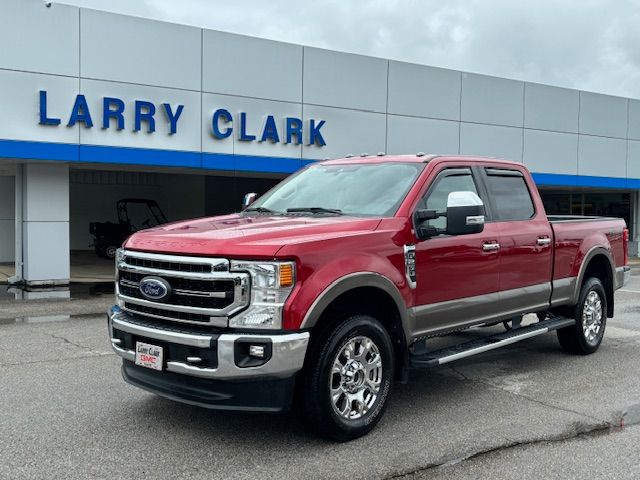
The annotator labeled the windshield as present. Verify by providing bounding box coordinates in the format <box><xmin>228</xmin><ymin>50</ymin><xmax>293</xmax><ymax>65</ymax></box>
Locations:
<box><xmin>248</xmin><ymin>162</ymin><xmax>425</xmax><ymax>217</ymax></box>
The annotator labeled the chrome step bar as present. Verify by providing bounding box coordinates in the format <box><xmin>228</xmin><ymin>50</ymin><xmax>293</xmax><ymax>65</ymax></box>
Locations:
<box><xmin>410</xmin><ymin>316</ymin><xmax>576</xmax><ymax>368</ymax></box>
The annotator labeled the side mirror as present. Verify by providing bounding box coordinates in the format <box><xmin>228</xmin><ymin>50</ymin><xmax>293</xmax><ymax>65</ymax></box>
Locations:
<box><xmin>242</xmin><ymin>192</ymin><xmax>257</xmax><ymax>210</ymax></box>
<box><xmin>413</xmin><ymin>209</ymin><xmax>440</xmax><ymax>239</ymax></box>
<box><xmin>413</xmin><ymin>191</ymin><xmax>485</xmax><ymax>240</ymax></box>
<box><xmin>445</xmin><ymin>191</ymin><xmax>485</xmax><ymax>235</ymax></box>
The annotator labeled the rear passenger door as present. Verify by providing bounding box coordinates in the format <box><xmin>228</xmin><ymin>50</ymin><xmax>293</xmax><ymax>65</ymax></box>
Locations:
<box><xmin>482</xmin><ymin>168</ymin><xmax>553</xmax><ymax>315</ymax></box>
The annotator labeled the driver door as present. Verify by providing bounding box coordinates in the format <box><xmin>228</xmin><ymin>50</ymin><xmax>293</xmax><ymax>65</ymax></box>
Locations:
<box><xmin>412</xmin><ymin>167</ymin><xmax>501</xmax><ymax>337</ymax></box>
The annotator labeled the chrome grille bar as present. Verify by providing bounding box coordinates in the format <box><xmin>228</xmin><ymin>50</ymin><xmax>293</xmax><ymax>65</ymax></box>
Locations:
<box><xmin>119</xmin><ymin>278</ymin><xmax>227</xmax><ymax>298</ymax></box>
<box><xmin>116</xmin><ymin>249</ymin><xmax>250</xmax><ymax>326</ymax></box>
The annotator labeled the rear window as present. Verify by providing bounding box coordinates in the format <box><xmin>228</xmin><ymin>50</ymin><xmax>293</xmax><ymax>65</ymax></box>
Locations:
<box><xmin>485</xmin><ymin>170</ymin><xmax>535</xmax><ymax>221</ymax></box>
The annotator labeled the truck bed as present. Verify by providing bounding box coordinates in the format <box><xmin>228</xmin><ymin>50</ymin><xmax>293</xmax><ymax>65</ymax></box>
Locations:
<box><xmin>550</xmin><ymin>215</ymin><xmax>626</xmax><ymax>282</ymax></box>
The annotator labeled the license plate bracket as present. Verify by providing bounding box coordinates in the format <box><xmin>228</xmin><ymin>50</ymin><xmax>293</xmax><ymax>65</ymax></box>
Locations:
<box><xmin>135</xmin><ymin>341</ymin><xmax>163</xmax><ymax>371</ymax></box>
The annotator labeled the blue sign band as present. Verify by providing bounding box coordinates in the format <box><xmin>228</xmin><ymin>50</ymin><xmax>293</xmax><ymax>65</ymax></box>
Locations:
<box><xmin>0</xmin><ymin>138</ymin><xmax>638</xmax><ymax>186</ymax></box>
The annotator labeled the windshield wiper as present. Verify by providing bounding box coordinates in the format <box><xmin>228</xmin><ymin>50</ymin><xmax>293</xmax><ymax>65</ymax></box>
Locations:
<box><xmin>286</xmin><ymin>207</ymin><xmax>343</xmax><ymax>215</ymax></box>
<box><xmin>244</xmin><ymin>207</ymin><xmax>280</xmax><ymax>214</ymax></box>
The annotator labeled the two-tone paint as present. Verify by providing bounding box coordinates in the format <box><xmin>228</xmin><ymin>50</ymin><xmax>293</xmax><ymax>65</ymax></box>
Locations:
<box><xmin>124</xmin><ymin>155</ymin><xmax>630</xmax><ymax>345</ymax></box>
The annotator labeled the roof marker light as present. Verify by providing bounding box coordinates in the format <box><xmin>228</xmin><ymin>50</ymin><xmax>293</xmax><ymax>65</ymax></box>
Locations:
<box><xmin>416</xmin><ymin>152</ymin><xmax>425</xmax><ymax>157</ymax></box>
<box><xmin>360</xmin><ymin>152</ymin><xmax>368</xmax><ymax>157</ymax></box>
<box><xmin>377</xmin><ymin>152</ymin><xmax>385</xmax><ymax>156</ymax></box>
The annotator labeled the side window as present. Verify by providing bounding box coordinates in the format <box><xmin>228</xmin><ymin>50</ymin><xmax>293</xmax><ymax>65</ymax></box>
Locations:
<box><xmin>418</xmin><ymin>169</ymin><xmax>478</xmax><ymax>230</ymax></box>
<box><xmin>485</xmin><ymin>170</ymin><xmax>535</xmax><ymax>221</ymax></box>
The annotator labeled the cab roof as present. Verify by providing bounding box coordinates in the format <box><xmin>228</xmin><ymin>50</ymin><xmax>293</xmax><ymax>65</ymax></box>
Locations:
<box><xmin>319</xmin><ymin>154</ymin><xmax>524</xmax><ymax>166</ymax></box>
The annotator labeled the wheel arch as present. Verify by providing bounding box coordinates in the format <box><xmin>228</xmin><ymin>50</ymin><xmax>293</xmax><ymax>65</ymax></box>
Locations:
<box><xmin>301</xmin><ymin>273</ymin><xmax>410</xmax><ymax>380</ymax></box>
<box><xmin>572</xmin><ymin>247</ymin><xmax>615</xmax><ymax>317</ymax></box>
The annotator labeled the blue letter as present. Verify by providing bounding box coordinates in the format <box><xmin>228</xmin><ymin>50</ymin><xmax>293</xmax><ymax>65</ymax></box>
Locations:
<box><xmin>102</xmin><ymin>97</ymin><xmax>125</xmax><ymax>130</ymax></box>
<box><xmin>38</xmin><ymin>90</ymin><xmax>61</xmax><ymax>126</ymax></box>
<box><xmin>67</xmin><ymin>94</ymin><xmax>93</xmax><ymax>128</ymax></box>
<box><xmin>308</xmin><ymin>119</ymin><xmax>326</xmax><ymax>146</ymax></box>
<box><xmin>134</xmin><ymin>100</ymin><xmax>156</xmax><ymax>133</ymax></box>
<box><xmin>163</xmin><ymin>103</ymin><xmax>183</xmax><ymax>135</ymax></box>
<box><xmin>238</xmin><ymin>112</ymin><xmax>255</xmax><ymax>141</ymax></box>
<box><xmin>260</xmin><ymin>115</ymin><xmax>280</xmax><ymax>143</ymax></box>
<box><xmin>285</xmin><ymin>117</ymin><xmax>302</xmax><ymax>145</ymax></box>
<box><xmin>211</xmin><ymin>108</ymin><xmax>233</xmax><ymax>138</ymax></box>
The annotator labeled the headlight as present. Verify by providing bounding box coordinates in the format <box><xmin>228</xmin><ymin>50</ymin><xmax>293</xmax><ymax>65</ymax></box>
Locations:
<box><xmin>229</xmin><ymin>261</ymin><xmax>295</xmax><ymax>329</ymax></box>
<box><xmin>115</xmin><ymin>248</ymin><xmax>125</xmax><ymax>307</ymax></box>
<box><xmin>115</xmin><ymin>248</ymin><xmax>125</xmax><ymax>278</ymax></box>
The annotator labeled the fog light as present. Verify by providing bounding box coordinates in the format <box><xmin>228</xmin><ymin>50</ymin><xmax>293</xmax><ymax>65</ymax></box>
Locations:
<box><xmin>249</xmin><ymin>345</ymin><xmax>266</xmax><ymax>358</ymax></box>
<box><xmin>235</xmin><ymin>339</ymin><xmax>272</xmax><ymax>367</ymax></box>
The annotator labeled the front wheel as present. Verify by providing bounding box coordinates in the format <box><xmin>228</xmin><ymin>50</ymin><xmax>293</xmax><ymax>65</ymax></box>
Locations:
<box><xmin>557</xmin><ymin>277</ymin><xmax>607</xmax><ymax>355</ymax></box>
<box><xmin>301</xmin><ymin>314</ymin><xmax>395</xmax><ymax>441</ymax></box>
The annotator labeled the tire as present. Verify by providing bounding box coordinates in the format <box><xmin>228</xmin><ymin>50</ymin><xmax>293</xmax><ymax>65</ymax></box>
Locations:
<box><xmin>301</xmin><ymin>314</ymin><xmax>395</xmax><ymax>441</ymax></box>
<box><xmin>556</xmin><ymin>277</ymin><xmax>607</xmax><ymax>355</ymax></box>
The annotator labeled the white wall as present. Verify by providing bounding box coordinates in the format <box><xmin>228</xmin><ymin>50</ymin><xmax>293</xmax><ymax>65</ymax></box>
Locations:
<box><xmin>21</xmin><ymin>163</ymin><xmax>70</xmax><ymax>284</ymax></box>
<box><xmin>632</xmin><ymin>192</ymin><xmax>640</xmax><ymax>257</ymax></box>
<box><xmin>0</xmin><ymin>176</ymin><xmax>14</xmax><ymax>262</ymax></box>
<box><xmin>0</xmin><ymin>0</ymin><xmax>639</xmax><ymax>182</ymax></box>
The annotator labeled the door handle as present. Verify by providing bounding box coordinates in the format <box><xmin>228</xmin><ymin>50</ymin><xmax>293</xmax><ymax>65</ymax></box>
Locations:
<box><xmin>537</xmin><ymin>237</ymin><xmax>551</xmax><ymax>246</ymax></box>
<box><xmin>482</xmin><ymin>242</ymin><xmax>500</xmax><ymax>252</ymax></box>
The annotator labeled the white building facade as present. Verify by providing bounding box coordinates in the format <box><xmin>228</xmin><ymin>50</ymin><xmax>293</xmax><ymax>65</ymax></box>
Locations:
<box><xmin>1</xmin><ymin>0</ymin><xmax>639</xmax><ymax>284</ymax></box>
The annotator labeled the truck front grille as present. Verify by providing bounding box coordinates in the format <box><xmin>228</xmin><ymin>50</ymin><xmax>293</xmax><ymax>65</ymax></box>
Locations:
<box><xmin>119</xmin><ymin>271</ymin><xmax>235</xmax><ymax>309</ymax></box>
<box><xmin>117</xmin><ymin>250</ymin><xmax>250</xmax><ymax>326</ymax></box>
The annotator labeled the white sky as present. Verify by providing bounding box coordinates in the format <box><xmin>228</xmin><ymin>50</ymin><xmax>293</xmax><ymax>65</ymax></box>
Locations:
<box><xmin>59</xmin><ymin>0</ymin><xmax>640</xmax><ymax>99</ymax></box>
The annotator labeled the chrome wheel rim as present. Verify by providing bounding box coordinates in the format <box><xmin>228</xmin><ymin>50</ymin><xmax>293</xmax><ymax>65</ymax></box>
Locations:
<box><xmin>582</xmin><ymin>290</ymin><xmax>604</xmax><ymax>345</ymax></box>
<box><xmin>329</xmin><ymin>336</ymin><xmax>383</xmax><ymax>420</ymax></box>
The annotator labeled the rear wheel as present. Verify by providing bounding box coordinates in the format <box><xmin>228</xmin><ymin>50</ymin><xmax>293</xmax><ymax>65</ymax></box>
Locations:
<box><xmin>557</xmin><ymin>277</ymin><xmax>607</xmax><ymax>355</ymax></box>
<box><xmin>302</xmin><ymin>314</ymin><xmax>394</xmax><ymax>441</ymax></box>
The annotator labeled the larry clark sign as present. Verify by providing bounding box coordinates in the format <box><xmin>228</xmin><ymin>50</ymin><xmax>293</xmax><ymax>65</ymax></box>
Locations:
<box><xmin>37</xmin><ymin>91</ymin><xmax>327</xmax><ymax>146</ymax></box>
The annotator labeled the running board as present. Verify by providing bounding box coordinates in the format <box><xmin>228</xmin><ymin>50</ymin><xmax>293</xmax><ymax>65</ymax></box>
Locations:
<box><xmin>410</xmin><ymin>316</ymin><xmax>576</xmax><ymax>368</ymax></box>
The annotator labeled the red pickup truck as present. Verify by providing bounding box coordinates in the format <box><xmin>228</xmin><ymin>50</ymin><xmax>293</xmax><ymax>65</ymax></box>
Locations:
<box><xmin>108</xmin><ymin>154</ymin><xmax>630</xmax><ymax>440</ymax></box>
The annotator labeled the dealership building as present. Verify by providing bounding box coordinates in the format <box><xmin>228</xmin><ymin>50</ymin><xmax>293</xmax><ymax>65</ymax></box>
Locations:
<box><xmin>0</xmin><ymin>0</ymin><xmax>639</xmax><ymax>285</ymax></box>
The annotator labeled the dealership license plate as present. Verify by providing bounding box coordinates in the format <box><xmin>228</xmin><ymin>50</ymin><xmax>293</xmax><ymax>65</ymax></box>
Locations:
<box><xmin>135</xmin><ymin>342</ymin><xmax>163</xmax><ymax>371</ymax></box>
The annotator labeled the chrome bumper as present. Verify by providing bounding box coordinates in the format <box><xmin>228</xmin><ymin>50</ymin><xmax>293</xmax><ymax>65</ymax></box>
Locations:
<box><xmin>108</xmin><ymin>306</ymin><xmax>309</xmax><ymax>380</ymax></box>
<box><xmin>616</xmin><ymin>265</ymin><xmax>632</xmax><ymax>289</ymax></box>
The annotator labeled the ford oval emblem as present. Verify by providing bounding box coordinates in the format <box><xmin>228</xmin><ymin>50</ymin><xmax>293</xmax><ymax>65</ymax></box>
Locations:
<box><xmin>139</xmin><ymin>276</ymin><xmax>171</xmax><ymax>302</ymax></box>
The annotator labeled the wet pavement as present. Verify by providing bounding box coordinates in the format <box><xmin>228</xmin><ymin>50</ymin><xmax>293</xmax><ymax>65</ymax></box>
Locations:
<box><xmin>0</xmin><ymin>270</ymin><xmax>639</xmax><ymax>479</ymax></box>
<box><xmin>0</xmin><ymin>251</ymin><xmax>115</xmax><ymax>285</ymax></box>
<box><xmin>0</xmin><ymin>283</ymin><xmax>113</xmax><ymax>324</ymax></box>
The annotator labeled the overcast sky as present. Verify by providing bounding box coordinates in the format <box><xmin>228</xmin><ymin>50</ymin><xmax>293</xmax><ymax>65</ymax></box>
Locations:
<box><xmin>60</xmin><ymin>0</ymin><xmax>640</xmax><ymax>99</ymax></box>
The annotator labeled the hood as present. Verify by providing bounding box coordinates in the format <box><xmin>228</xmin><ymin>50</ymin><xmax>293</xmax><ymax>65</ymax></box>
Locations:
<box><xmin>124</xmin><ymin>213</ymin><xmax>382</xmax><ymax>258</ymax></box>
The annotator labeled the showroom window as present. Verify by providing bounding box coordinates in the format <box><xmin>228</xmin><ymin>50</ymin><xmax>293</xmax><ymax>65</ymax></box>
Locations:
<box><xmin>539</xmin><ymin>189</ymin><xmax>632</xmax><ymax>235</ymax></box>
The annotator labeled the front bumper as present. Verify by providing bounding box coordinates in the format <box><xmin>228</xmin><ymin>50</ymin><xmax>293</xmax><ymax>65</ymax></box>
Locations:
<box><xmin>108</xmin><ymin>306</ymin><xmax>310</xmax><ymax>411</ymax></box>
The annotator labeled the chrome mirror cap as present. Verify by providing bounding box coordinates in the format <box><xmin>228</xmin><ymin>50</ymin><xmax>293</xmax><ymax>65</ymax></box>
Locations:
<box><xmin>447</xmin><ymin>190</ymin><xmax>484</xmax><ymax>208</ymax></box>
<box><xmin>242</xmin><ymin>192</ymin><xmax>258</xmax><ymax>209</ymax></box>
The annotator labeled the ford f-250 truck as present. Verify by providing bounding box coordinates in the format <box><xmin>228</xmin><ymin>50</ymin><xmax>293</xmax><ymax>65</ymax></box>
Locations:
<box><xmin>108</xmin><ymin>154</ymin><xmax>631</xmax><ymax>441</ymax></box>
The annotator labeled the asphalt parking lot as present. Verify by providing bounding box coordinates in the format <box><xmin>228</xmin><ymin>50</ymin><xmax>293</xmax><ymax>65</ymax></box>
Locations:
<box><xmin>1</xmin><ymin>270</ymin><xmax>639</xmax><ymax>480</ymax></box>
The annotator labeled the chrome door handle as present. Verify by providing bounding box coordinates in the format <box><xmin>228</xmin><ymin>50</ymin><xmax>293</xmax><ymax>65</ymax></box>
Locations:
<box><xmin>482</xmin><ymin>242</ymin><xmax>500</xmax><ymax>252</ymax></box>
<box><xmin>537</xmin><ymin>237</ymin><xmax>551</xmax><ymax>246</ymax></box>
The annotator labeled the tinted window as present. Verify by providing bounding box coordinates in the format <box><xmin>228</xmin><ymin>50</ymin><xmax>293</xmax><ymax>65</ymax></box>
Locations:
<box><xmin>419</xmin><ymin>171</ymin><xmax>478</xmax><ymax>230</ymax></box>
<box><xmin>485</xmin><ymin>173</ymin><xmax>535</xmax><ymax>221</ymax></box>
